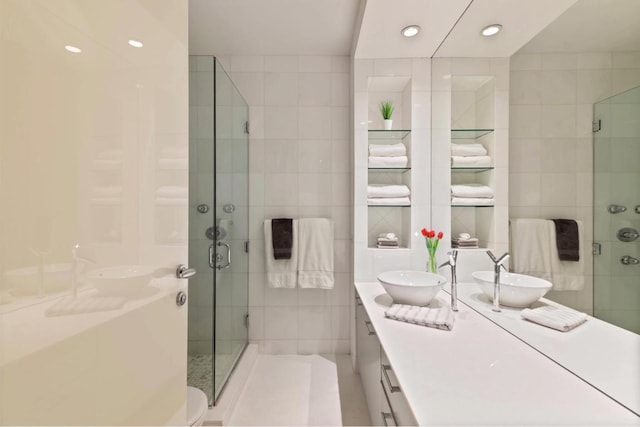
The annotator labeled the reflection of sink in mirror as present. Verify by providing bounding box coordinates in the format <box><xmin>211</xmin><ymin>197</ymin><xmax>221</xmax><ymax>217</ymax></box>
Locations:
<box><xmin>87</xmin><ymin>265</ymin><xmax>157</xmax><ymax>296</ymax></box>
<box><xmin>377</xmin><ymin>270</ymin><xmax>447</xmax><ymax>306</ymax></box>
<box><xmin>472</xmin><ymin>271</ymin><xmax>552</xmax><ymax>308</ymax></box>
<box><xmin>4</xmin><ymin>263</ymin><xmax>85</xmax><ymax>296</ymax></box>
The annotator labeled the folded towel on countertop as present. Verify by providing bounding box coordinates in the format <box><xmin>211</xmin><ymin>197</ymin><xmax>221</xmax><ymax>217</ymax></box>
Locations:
<box><xmin>451</xmin><ymin>197</ymin><xmax>494</xmax><ymax>206</ymax></box>
<box><xmin>45</xmin><ymin>296</ymin><xmax>126</xmax><ymax>316</ymax></box>
<box><xmin>451</xmin><ymin>155</ymin><xmax>492</xmax><ymax>168</ymax></box>
<box><xmin>385</xmin><ymin>304</ymin><xmax>454</xmax><ymax>331</ymax></box>
<box><xmin>264</xmin><ymin>219</ymin><xmax>298</xmax><ymax>288</ymax></box>
<box><xmin>451</xmin><ymin>184</ymin><xmax>494</xmax><ymax>199</ymax></box>
<box><xmin>367</xmin><ymin>184</ymin><xmax>411</xmax><ymax>198</ymax></box>
<box><xmin>451</xmin><ymin>143</ymin><xmax>487</xmax><ymax>157</ymax></box>
<box><xmin>368</xmin><ymin>197</ymin><xmax>411</xmax><ymax>206</ymax></box>
<box><xmin>552</xmin><ymin>219</ymin><xmax>580</xmax><ymax>261</ymax></box>
<box><xmin>298</xmin><ymin>218</ymin><xmax>334</xmax><ymax>289</ymax></box>
<box><xmin>271</xmin><ymin>218</ymin><xmax>293</xmax><ymax>260</ymax></box>
<box><xmin>369</xmin><ymin>142</ymin><xmax>406</xmax><ymax>157</ymax></box>
<box><xmin>521</xmin><ymin>305</ymin><xmax>587</xmax><ymax>332</ymax></box>
<box><xmin>368</xmin><ymin>156</ymin><xmax>409</xmax><ymax>168</ymax></box>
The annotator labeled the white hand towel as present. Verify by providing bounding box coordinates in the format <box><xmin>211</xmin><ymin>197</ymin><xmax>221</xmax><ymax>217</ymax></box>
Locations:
<box><xmin>45</xmin><ymin>296</ymin><xmax>125</xmax><ymax>316</ymax></box>
<box><xmin>451</xmin><ymin>197</ymin><xmax>494</xmax><ymax>206</ymax></box>
<box><xmin>451</xmin><ymin>184</ymin><xmax>494</xmax><ymax>199</ymax></box>
<box><xmin>369</xmin><ymin>142</ymin><xmax>406</xmax><ymax>157</ymax></box>
<box><xmin>521</xmin><ymin>305</ymin><xmax>587</xmax><ymax>332</ymax></box>
<box><xmin>368</xmin><ymin>197</ymin><xmax>411</xmax><ymax>206</ymax></box>
<box><xmin>510</xmin><ymin>218</ymin><xmax>554</xmax><ymax>282</ymax></box>
<box><xmin>451</xmin><ymin>143</ymin><xmax>487</xmax><ymax>157</ymax></box>
<box><xmin>451</xmin><ymin>155</ymin><xmax>492</xmax><ymax>168</ymax></box>
<box><xmin>298</xmin><ymin>218</ymin><xmax>334</xmax><ymax>289</ymax></box>
<box><xmin>368</xmin><ymin>156</ymin><xmax>409</xmax><ymax>168</ymax></box>
<box><xmin>549</xmin><ymin>220</ymin><xmax>585</xmax><ymax>291</ymax></box>
<box><xmin>264</xmin><ymin>219</ymin><xmax>298</xmax><ymax>288</ymax></box>
<box><xmin>385</xmin><ymin>304</ymin><xmax>454</xmax><ymax>331</ymax></box>
<box><xmin>367</xmin><ymin>184</ymin><xmax>410</xmax><ymax>198</ymax></box>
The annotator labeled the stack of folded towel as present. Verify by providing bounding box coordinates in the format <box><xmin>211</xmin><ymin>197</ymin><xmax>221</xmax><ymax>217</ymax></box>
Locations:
<box><xmin>451</xmin><ymin>143</ymin><xmax>491</xmax><ymax>168</ymax></box>
<box><xmin>451</xmin><ymin>184</ymin><xmax>494</xmax><ymax>206</ymax></box>
<box><xmin>521</xmin><ymin>305</ymin><xmax>587</xmax><ymax>332</ymax></box>
<box><xmin>451</xmin><ymin>233</ymin><xmax>479</xmax><ymax>249</ymax></box>
<box><xmin>368</xmin><ymin>142</ymin><xmax>408</xmax><ymax>168</ymax></box>
<box><xmin>385</xmin><ymin>304</ymin><xmax>454</xmax><ymax>331</ymax></box>
<box><xmin>377</xmin><ymin>232</ymin><xmax>399</xmax><ymax>249</ymax></box>
<box><xmin>368</xmin><ymin>184</ymin><xmax>411</xmax><ymax>206</ymax></box>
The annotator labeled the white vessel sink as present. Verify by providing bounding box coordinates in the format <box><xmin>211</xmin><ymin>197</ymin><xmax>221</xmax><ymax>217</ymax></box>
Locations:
<box><xmin>377</xmin><ymin>271</ymin><xmax>447</xmax><ymax>306</ymax></box>
<box><xmin>472</xmin><ymin>271</ymin><xmax>552</xmax><ymax>308</ymax></box>
<box><xmin>87</xmin><ymin>265</ymin><xmax>156</xmax><ymax>295</ymax></box>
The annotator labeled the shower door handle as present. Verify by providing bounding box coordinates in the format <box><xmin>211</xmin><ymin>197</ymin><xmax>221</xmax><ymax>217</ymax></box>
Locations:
<box><xmin>208</xmin><ymin>244</ymin><xmax>215</xmax><ymax>269</ymax></box>
<box><xmin>216</xmin><ymin>241</ymin><xmax>231</xmax><ymax>270</ymax></box>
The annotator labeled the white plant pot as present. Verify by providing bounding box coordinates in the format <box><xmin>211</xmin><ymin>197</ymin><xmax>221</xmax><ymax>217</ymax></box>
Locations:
<box><xmin>383</xmin><ymin>119</ymin><xmax>393</xmax><ymax>130</ymax></box>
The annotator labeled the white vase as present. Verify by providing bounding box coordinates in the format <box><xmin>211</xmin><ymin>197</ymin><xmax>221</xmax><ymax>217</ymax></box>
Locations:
<box><xmin>383</xmin><ymin>119</ymin><xmax>393</xmax><ymax>130</ymax></box>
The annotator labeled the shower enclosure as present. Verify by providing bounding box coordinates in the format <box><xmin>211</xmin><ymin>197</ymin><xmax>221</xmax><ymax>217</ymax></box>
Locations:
<box><xmin>593</xmin><ymin>85</ymin><xmax>640</xmax><ymax>334</ymax></box>
<box><xmin>188</xmin><ymin>56</ymin><xmax>249</xmax><ymax>405</ymax></box>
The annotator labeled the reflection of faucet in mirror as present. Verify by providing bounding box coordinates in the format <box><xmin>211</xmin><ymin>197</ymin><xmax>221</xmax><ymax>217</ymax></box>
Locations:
<box><xmin>486</xmin><ymin>251</ymin><xmax>510</xmax><ymax>312</ymax></box>
<box><xmin>438</xmin><ymin>250</ymin><xmax>458</xmax><ymax>312</ymax></box>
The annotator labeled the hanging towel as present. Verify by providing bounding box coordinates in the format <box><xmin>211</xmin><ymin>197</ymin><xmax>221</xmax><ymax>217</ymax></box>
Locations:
<box><xmin>451</xmin><ymin>155</ymin><xmax>492</xmax><ymax>168</ymax></box>
<box><xmin>451</xmin><ymin>184</ymin><xmax>494</xmax><ymax>199</ymax></box>
<box><xmin>451</xmin><ymin>143</ymin><xmax>487</xmax><ymax>157</ymax></box>
<box><xmin>510</xmin><ymin>218</ymin><xmax>554</xmax><ymax>282</ymax></box>
<box><xmin>369</xmin><ymin>142</ymin><xmax>406</xmax><ymax>157</ymax></box>
<box><xmin>271</xmin><ymin>218</ymin><xmax>293</xmax><ymax>260</ymax></box>
<box><xmin>521</xmin><ymin>305</ymin><xmax>587</xmax><ymax>332</ymax></box>
<box><xmin>264</xmin><ymin>219</ymin><xmax>298</xmax><ymax>288</ymax></box>
<box><xmin>549</xmin><ymin>220</ymin><xmax>585</xmax><ymax>291</ymax></box>
<box><xmin>385</xmin><ymin>304</ymin><xmax>454</xmax><ymax>331</ymax></box>
<box><xmin>368</xmin><ymin>156</ymin><xmax>409</xmax><ymax>168</ymax></box>
<box><xmin>368</xmin><ymin>197</ymin><xmax>411</xmax><ymax>206</ymax></box>
<box><xmin>451</xmin><ymin>197</ymin><xmax>494</xmax><ymax>206</ymax></box>
<box><xmin>367</xmin><ymin>184</ymin><xmax>410</xmax><ymax>198</ymax></box>
<box><xmin>552</xmin><ymin>219</ymin><xmax>580</xmax><ymax>261</ymax></box>
<box><xmin>298</xmin><ymin>218</ymin><xmax>334</xmax><ymax>289</ymax></box>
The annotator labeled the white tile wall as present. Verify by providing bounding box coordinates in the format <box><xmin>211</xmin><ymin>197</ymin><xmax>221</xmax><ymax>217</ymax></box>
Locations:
<box><xmin>509</xmin><ymin>51</ymin><xmax>640</xmax><ymax>316</ymax></box>
<box><xmin>229</xmin><ymin>56</ymin><xmax>352</xmax><ymax>354</ymax></box>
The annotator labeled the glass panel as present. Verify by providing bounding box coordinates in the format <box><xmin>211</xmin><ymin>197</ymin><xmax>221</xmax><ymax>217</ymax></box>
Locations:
<box><xmin>593</xmin><ymin>85</ymin><xmax>640</xmax><ymax>334</ymax></box>
<box><xmin>450</xmin><ymin>129</ymin><xmax>494</xmax><ymax>139</ymax></box>
<box><xmin>367</xmin><ymin>129</ymin><xmax>411</xmax><ymax>140</ymax></box>
<box><xmin>213</xmin><ymin>59</ymin><xmax>249</xmax><ymax>402</ymax></box>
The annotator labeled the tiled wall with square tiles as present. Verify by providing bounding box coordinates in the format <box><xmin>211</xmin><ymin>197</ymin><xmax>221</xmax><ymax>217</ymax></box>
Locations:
<box><xmin>214</xmin><ymin>55</ymin><xmax>352</xmax><ymax>354</ymax></box>
<box><xmin>509</xmin><ymin>51</ymin><xmax>640</xmax><ymax>314</ymax></box>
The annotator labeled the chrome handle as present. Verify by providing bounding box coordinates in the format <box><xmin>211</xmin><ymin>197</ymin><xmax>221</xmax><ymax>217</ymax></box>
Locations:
<box><xmin>620</xmin><ymin>255</ymin><xmax>639</xmax><ymax>265</ymax></box>
<box><xmin>216</xmin><ymin>241</ymin><xmax>231</xmax><ymax>270</ymax></box>
<box><xmin>382</xmin><ymin>364</ymin><xmax>401</xmax><ymax>393</ymax></box>
<box><xmin>381</xmin><ymin>412</ymin><xmax>396</xmax><ymax>427</ymax></box>
<box><xmin>617</xmin><ymin>228</ymin><xmax>639</xmax><ymax>242</ymax></box>
<box><xmin>635</xmin><ymin>205</ymin><xmax>640</xmax><ymax>214</ymax></box>
<box><xmin>209</xmin><ymin>244</ymin><xmax>215</xmax><ymax>269</ymax></box>
<box><xmin>608</xmin><ymin>204</ymin><xmax>627</xmax><ymax>214</ymax></box>
<box><xmin>176</xmin><ymin>264</ymin><xmax>197</xmax><ymax>279</ymax></box>
<box><xmin>364</xmin><ymin>320</ymin><xmax>376</xmax><ymax>336</ymax></box>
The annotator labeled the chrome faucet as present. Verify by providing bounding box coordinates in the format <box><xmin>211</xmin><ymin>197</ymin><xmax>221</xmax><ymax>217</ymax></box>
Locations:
<box><xmin>486</xmin><ymin>251</ymin><xmax>510</xmax><ymax>312</ymax></box>
<box><xmin>438</xmin><ymin>250</ymin><xmax>459</xmax><ymax>312</ymax></box>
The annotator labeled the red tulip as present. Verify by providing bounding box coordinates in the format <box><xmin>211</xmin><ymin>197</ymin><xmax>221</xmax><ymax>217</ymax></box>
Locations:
<box><xmin>421</xmin><ymin>228</ymin><xmax>428</xmax><ymax>237</ymax></box>
<box><xmin>428</xmin><ymin>230</ymin><xmax>435</xmax><ymax>238</ymax></box>
<box><xmin>437</xmin><ymin>231</ymin><xmax>444</xmax><ymax>239</ymax></box>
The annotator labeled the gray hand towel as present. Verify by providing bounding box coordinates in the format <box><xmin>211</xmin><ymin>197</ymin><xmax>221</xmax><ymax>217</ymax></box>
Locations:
<box><xmin>271</xmin><ymin>218</ymin><xmax>293</xmax><ymax>260</ymax></box>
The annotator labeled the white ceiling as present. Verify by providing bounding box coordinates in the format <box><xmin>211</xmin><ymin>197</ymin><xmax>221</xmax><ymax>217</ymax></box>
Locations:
<box><xmin>189</xmin><ymin>0</ymin><xmax>640</xmax><ymax>58</ymax></box>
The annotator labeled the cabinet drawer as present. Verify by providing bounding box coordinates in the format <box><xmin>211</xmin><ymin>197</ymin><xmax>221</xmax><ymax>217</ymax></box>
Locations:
<box><xmin>380</xmin><ymin>350</ymin><xmax>417</xmax><ymax>426</ymax></box>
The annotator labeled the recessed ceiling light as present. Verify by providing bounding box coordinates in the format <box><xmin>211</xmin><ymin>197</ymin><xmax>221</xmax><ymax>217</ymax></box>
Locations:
<box><xmin>64</xmin><ymin>45</ymin><xmax>82</xmax><ymax>53</ymax></box>
<box><xmin>401</xmin><ymin>25</ymin><xmax>421</xmax><ymax>38</ymax></box>
<box><xmin>481</xmin><ymin>24</ymin><xmax>502</xmax><ymax>37</ymax></box>
<box><xmin>128</xmin><ymin>39</ymin><xmax>144</xmax><ymax>48</ymax></box>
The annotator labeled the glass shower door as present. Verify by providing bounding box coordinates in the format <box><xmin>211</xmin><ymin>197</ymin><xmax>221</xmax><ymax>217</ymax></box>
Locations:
<box><xmin>593</xmin><ymin>85</ymin><xmax>640</xmax><ymax>334</ymax></box>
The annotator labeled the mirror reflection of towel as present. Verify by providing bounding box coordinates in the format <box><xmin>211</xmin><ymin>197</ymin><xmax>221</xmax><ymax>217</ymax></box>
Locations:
<box><xmin>552</xmin><ymin>219</ymin><xmax>579</xmax><ymax>261</ymax></box>
<box><xmin>271</xmin><ymin>218</ymin><xmax>293</xmax><ymax>260</ymax></box>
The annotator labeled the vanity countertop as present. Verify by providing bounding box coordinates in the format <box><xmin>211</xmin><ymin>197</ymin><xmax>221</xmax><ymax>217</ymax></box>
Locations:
<box><xmin>355</xmin><ymin>281</ymin><xmax>640</xmax><ymax>426</ymax></box>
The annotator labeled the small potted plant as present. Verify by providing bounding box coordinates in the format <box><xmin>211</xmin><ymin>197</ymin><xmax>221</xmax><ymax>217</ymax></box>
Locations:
<box><xmin>379</xmin><ymin>100</ymin><xmax>394</xmax><ymax>130</ymax></box>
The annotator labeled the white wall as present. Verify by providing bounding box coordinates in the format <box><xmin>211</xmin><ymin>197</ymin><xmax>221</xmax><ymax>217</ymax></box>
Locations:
<box><xmin>215</xmin><ymin>55</ymin><xmax>353</xmax><ymax>355</ymax></box>
<box><xmin>509</xmin><ymin>51</ymin><xmax>640</xmax><ymax>314</ymax></box>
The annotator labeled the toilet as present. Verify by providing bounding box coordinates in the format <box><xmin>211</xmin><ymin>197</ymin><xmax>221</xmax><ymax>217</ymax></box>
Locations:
<box><xmin>187</xmin><ymin>386</ymin><xmax>208</xmax><ymax>426</ymax></box>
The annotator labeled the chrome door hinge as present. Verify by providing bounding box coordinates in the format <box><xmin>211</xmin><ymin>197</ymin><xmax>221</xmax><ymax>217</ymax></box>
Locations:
<box><xmin>592</xmin><ymin>242</ymin><xmax>602</xmax><ymax>256</ymax></box>
<box><xmin>592</xmin><ymin>119</ymin><xmax>601</xmax><ymax>132</ymax></box>
<box><xmin>244</xmin><ymin>121</ymin><xmax>250</xmax><ymax>134</ymax></box>
<box><xmin>244</xmin><ymin>314</ymin><xmax>249</xmax><ymax>328</ymax></box>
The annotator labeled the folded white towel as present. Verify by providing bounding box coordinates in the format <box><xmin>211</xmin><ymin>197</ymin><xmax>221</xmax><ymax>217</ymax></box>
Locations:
<box><xmin>378</xmin><ymin>232</ymin><xmax>397</xmax><ymax>239</ymax></box>
<box><xmin>377</xmin><ymin>237</ymin><xmax>398</xmax><ymax>243</ymax></box>
<box><xmin>368</xmin><ymin>197</ymin><xmax>411</xmax><ymax>206</ymax></box>
<box><xmin>264</xmin><ymin>219</ymin><xmax>298</xmax><ymax>288</ymax></box>
<box><xmin>451</xmin><ymin>197</ymin><xmax>494</xmax><ymax>206</ymax></box>
<box><xmin>45</xmin><ymin>296</ymin><xmax>126</xmax><ymax>316</ymax></box>
<box><xmin>385</xmin><ymin>304</ymin><xmax>454</xmax><ymax>331</ymax></box>
<box><xmin>369</xmin><ymin>142</ymin><xmax>406</xmax><ymax>157</ymax></box>
<box><xmin>451</xmin><ymin>155</ymin><xmax>492</xmax><ymax>168</ymax></box>
<box><xmin>451</xmin><ymin>184</ymin><xmax>494</xmax><ymax>199</ymax></box>
<box><xmin>521</xmin><ymin>305</ymin><xmax>587</xmax><ymax>332</ymax></box>
<box><xmin>367</xmin><ymin>184</ymin><xmax>410</xmax><ymax>198</ymax></box>
<box><xmin>298</xmin><ymin>218</ymin><xmax>334</xmax><ymax>289</ymax></box>
<box><xmin>368</xmin><ymin>156</ymin><xmax>409</xmax><ymax>168</ymax></box>
<box><xmin>451</xmin><ymin>143</ymin><xmax>487</xmax><ymax>157</ymax></box>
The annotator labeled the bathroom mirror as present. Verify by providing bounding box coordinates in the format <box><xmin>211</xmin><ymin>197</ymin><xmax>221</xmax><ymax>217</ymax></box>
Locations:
<box><xmin>431</xmin><ymin>0</ymin><xmax>640</xmax><ymax>417</ymax></box>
